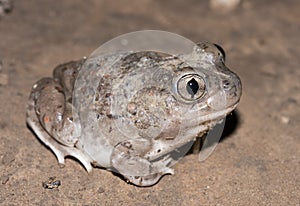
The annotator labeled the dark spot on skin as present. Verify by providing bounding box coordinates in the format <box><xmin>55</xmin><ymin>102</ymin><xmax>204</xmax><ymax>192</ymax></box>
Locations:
<box><xmin>103</xmin><ymin>74</ymin><xmax>110</xmax><ymax>79</ymax></box>
<box><xmin>54</xmin><ymin>86</ymin><xmax>64</xmax><ymax>93</ymax></box>
<box><xmin>157</xmin><ymin>149</ymin><xmax>161</xmax><ymax>153</ymax></box>
<box><xmin>27</xmin><ymin>104</ymin><xmax>34</xmax><ymax>111</ymax></box>
<box><xmin>127</xmin><ymin>102</ymin><xmax>137</xmax><ymax>115</ymax></box>
<box><xmin>122</xmin><ymin>141</ymin><xmax>132</xmax><ymax>149</ymax></box>
<box><xmin>95</xmin><ymin>94</ymin><xmax>99</xmax><ymax>101</ymax></box>
<box><xmin>165</xmin><ymin>136</ymin><xmax>176</xmax><ymax>140</ymax></box>
<box><xmin>44</xmin><ymin>79</ymin><xmax>52</xmax><ymax>85</ymax></box>
<box><xmin>197</xmin><ymin>43</ymin><xmax>209</xmax><ymax>50</ymax></box>
<box><xmin>88</xmin><ymin>63</ymin><xmax>94</xmax><ymax>69</ymax></box>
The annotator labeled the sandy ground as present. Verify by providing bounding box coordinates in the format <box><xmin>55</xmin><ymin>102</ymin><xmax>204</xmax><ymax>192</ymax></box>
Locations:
<box><xmin>0</xmin><ymin>0</ymin><xmax>299</xmax><ymax>205</ymax></box>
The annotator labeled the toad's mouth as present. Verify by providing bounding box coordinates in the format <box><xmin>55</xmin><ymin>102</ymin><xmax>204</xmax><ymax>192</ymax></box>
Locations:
<box><xmin>186</xmin><ymin>102</ymin><xmax>239</xmax><ymax>128</ymax></box>
<box><xmin>208</xmin><ymin>103</ymin><xmax>238</xmax><ymax>119</ymax></box>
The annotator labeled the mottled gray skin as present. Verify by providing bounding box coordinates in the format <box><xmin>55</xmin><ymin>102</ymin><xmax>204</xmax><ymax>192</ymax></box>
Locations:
<box><xmin>26</xmin><ymin>42</ymin><xmax>242</xmax><ymax>186</ymax></box>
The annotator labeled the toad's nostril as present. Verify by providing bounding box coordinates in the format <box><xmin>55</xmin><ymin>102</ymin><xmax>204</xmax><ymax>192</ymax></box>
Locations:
<box><xmin>223</xmin><ymin>80</ymin><xmax>231</xmax><ymax>91</ymax></box>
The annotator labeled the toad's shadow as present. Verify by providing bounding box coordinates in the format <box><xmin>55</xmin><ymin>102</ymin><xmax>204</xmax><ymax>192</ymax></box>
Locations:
<box><xmin>189</xmin><ymin>110</ymin><xmax>241</xmax><ymax>154</ymax></box>
<box><xmin>219</xmin><ymin>110</ymin><xmax>241</xmax><ymax>142</ymax></box>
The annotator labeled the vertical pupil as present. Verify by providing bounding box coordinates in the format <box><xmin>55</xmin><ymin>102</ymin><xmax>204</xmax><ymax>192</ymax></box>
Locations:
<box><xmin>186</xmin><ymin>78</ymin><xmax>199</xmax><ymax>97</ymax></box>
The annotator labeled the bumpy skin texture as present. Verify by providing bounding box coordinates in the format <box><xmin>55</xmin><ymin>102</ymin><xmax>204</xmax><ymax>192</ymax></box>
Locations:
<box><xmin>26</xmin><ymin>43</ymin><xmax>242</xmax><ymax>186</ymax></box>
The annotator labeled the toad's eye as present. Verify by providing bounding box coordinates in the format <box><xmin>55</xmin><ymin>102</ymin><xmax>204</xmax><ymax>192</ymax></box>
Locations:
<box><xmin>186</xmin><ymin>78</ymin><xmax>199</xmax><ymax>96</ymax></box>
<box><xmin>177</xmin><ymin>74</ymin><xmax>206</xmax><ymax>101</ymax></box>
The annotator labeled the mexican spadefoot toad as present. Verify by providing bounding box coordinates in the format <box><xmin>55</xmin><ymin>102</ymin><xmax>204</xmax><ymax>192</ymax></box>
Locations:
<box><xmin>26</xmin><ymin>42</ymin><xmax>242</xmax><ymax>186</ymax></box>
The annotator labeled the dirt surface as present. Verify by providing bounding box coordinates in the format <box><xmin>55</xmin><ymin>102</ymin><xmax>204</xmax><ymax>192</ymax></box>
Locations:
<box><xmin>0</xmin><ymin>0</ymin><xmax>299</xmax><ymax>205</ymax></box>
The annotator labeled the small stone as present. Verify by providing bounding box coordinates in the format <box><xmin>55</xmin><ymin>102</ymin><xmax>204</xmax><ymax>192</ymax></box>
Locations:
<box><xmin>42</xmin><ymin>177</ymin><xmax>61</xmax><ymax>189</ymax></box>
<box><xmin>210</xmin><ymin>0</ymin><xmax>241</xmax><ymax>13</ymax></box>
<box><xmin>97</xmin><ymin>187</ymin><xmax>105</xmax><ymax>193</ymax></box>
<box><xmin>280</xmin><ymin>116</ymin><xmax>290</xmax><ymax>124</ymax></box>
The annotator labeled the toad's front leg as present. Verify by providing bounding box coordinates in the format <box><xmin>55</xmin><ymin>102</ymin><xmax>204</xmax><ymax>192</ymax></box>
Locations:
<box><xmin>111</xmin><ymin>139</ymin><xmax>174</xmax><ymax>186</ymax></box>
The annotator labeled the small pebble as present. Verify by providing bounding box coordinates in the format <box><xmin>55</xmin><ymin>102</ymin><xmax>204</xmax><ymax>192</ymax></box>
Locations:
<box><xmin>42</xmin><ymin>176</ymin><xmax>61</xmax><ymax>189</ymax></box>
<box><xmin>210</xmin><ymin>0</ymin><xmax>240</xmax><ymax>12</ymax></box>
<box><xmin>97</xmin><ymin>187</ymin><xmax>105</xmax><ymax>193</ymax></box>
<box><xmin>280</xmin><ymin>116</ymin><xmax>290</xmax><ymax>124</ymax></box>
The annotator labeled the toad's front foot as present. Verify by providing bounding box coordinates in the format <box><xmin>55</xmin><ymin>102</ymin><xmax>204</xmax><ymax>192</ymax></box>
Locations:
<box><xmin>111</xmin><ymin>139</ymin><xmax>174</xmax><ymax>186</ymax></box>
<box><xmin>125</xmin><ymin>168</ymin><xmax>174</xmax><ymax>187</ymax></box>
